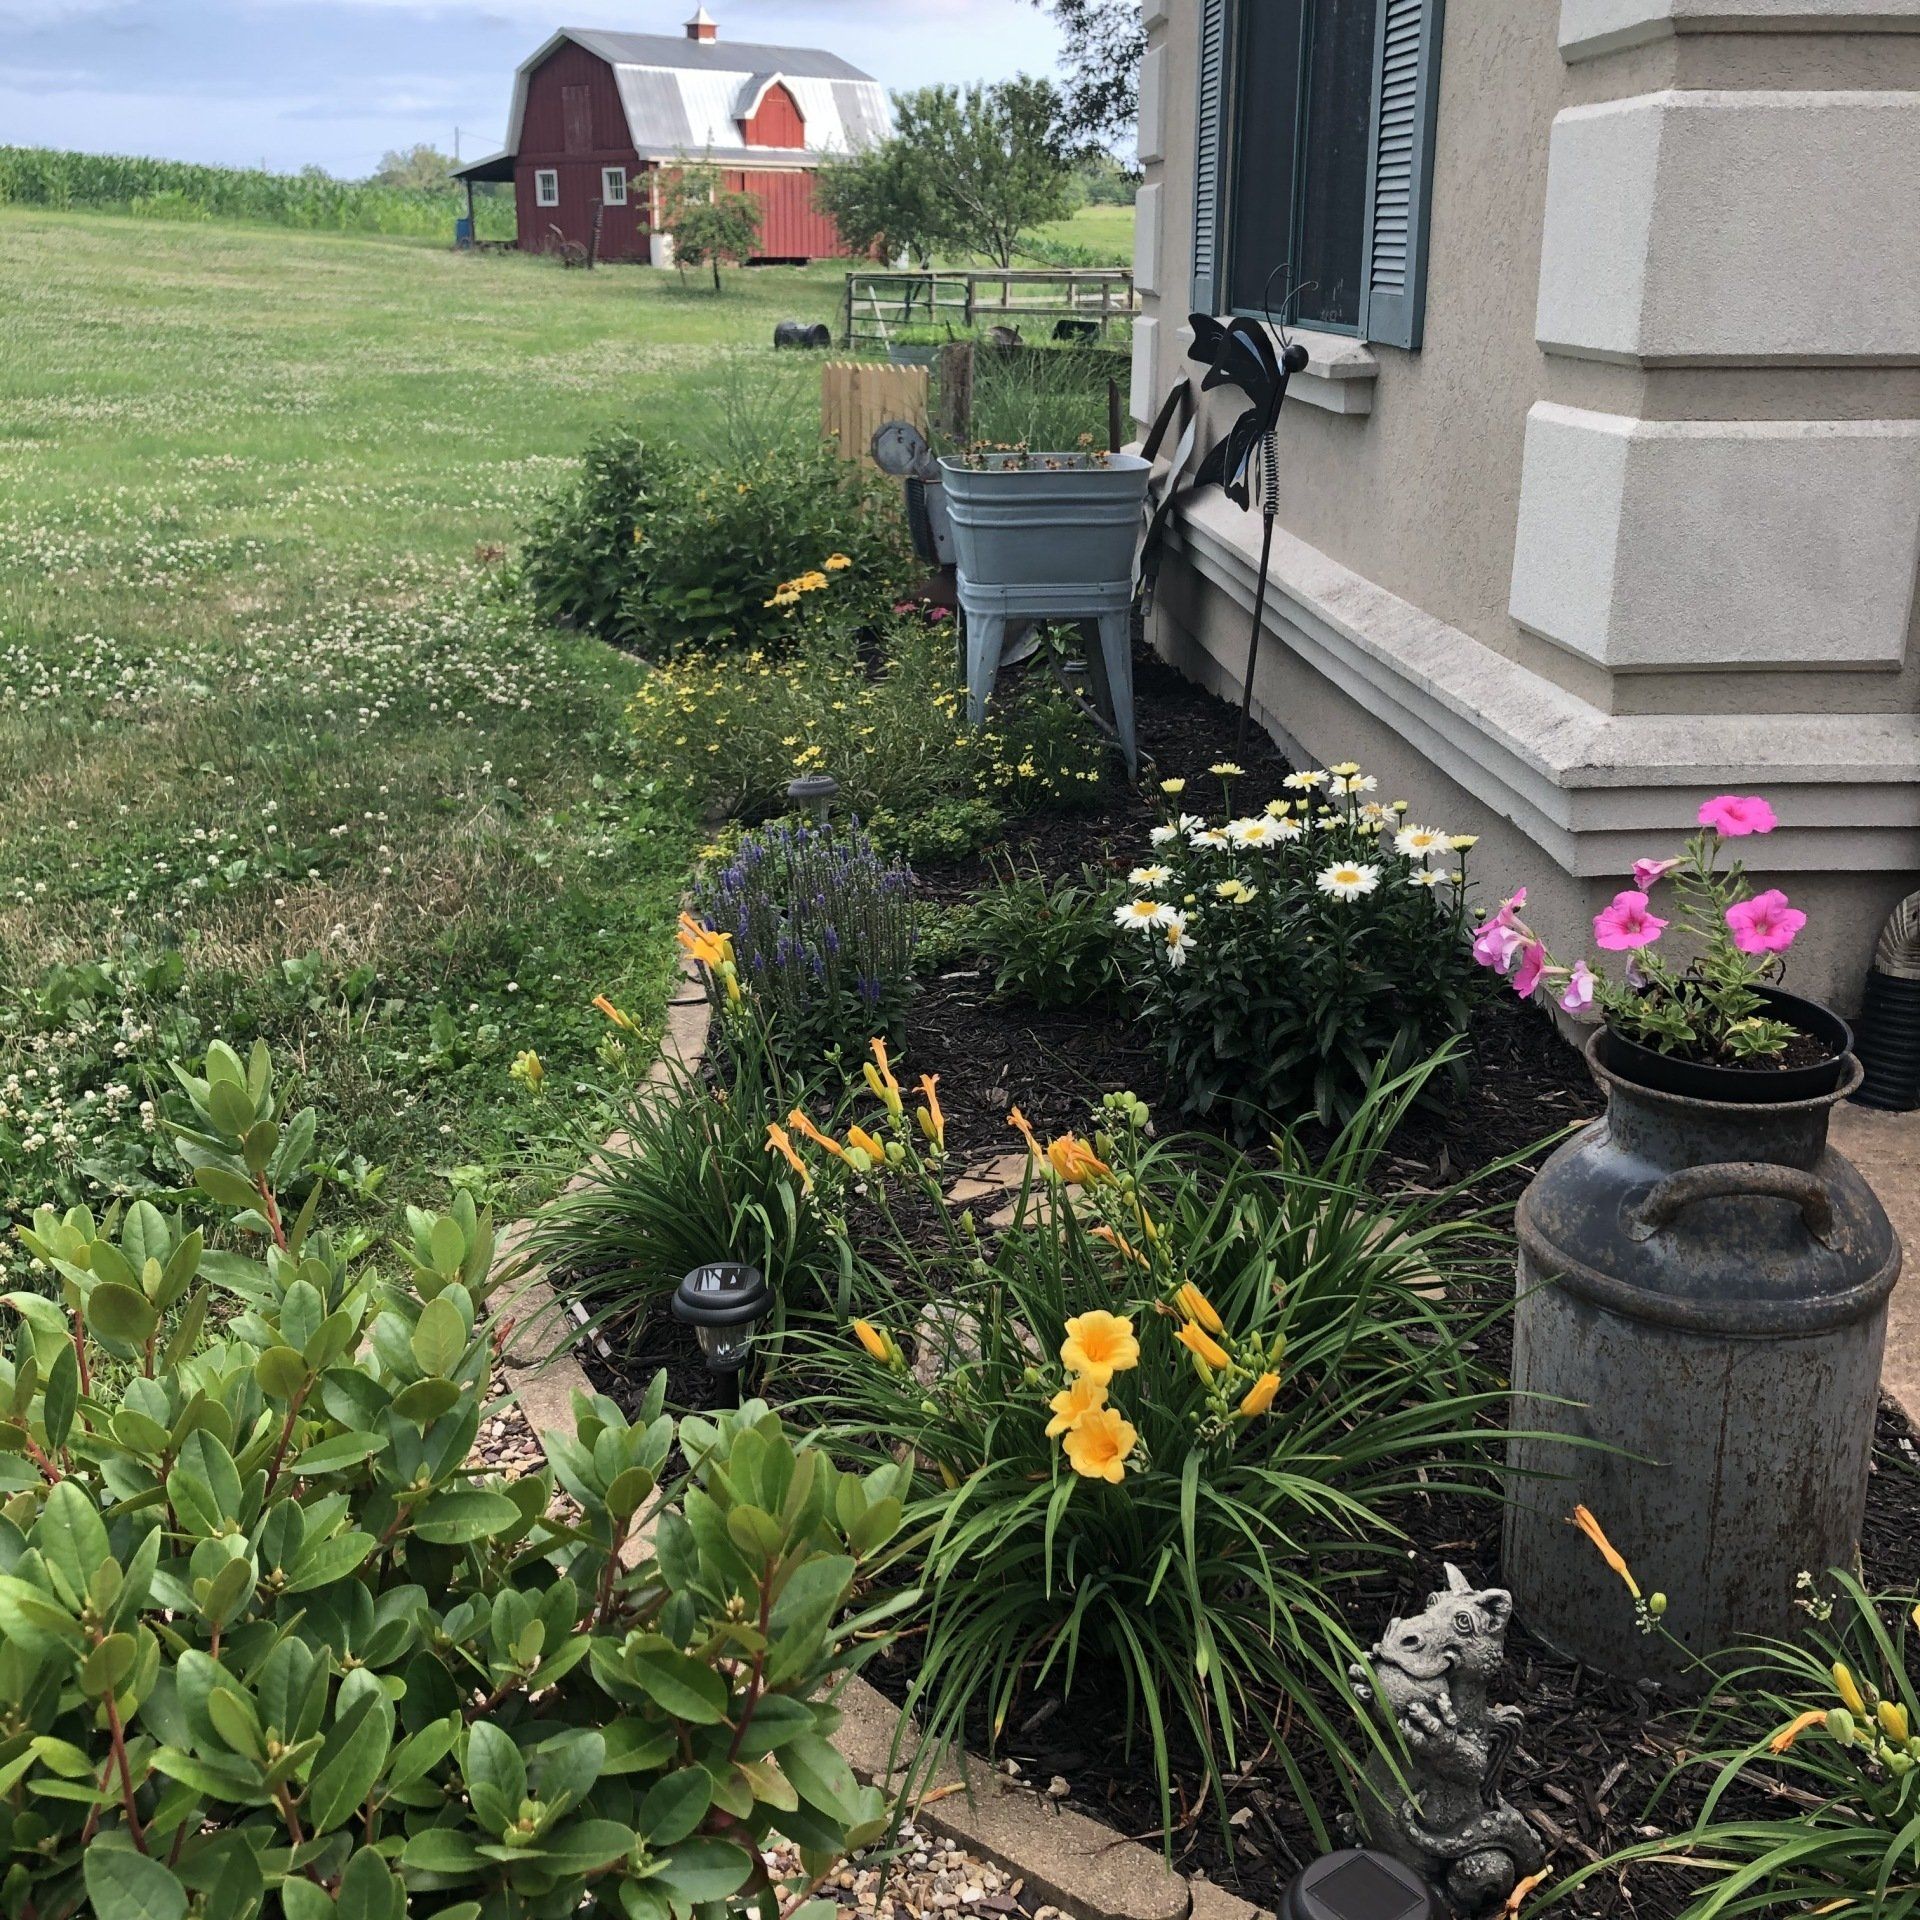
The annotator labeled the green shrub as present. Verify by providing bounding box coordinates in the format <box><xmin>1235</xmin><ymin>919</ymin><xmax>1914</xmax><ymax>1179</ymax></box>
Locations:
<box><xmin>692</xmin><ymin>826</ymin><xmax>916</xmax><ymax>1073</ymax></box>
<box><xmin>626</xmin><ymin>616</ymin><xmax>1111</xmax><ymax>825</ymax></box>
<box><xmin>0</xmin><ymin>1036</ymin><xmax>909</xmax><ymax>1919</ymax></box>
<box><xmin>865</xmin><ymin>797</ymin><xmax>1004</xmax><ymax>869</ymax></box>
<box><xmin>1555</xmin><ymin>1570</ymin><xmax>1920</xmax><ymax>1918</ymax></box>
<box><xmin>968</xmin><ymin>859</ymin><xmax>1121</xmax><ymax>1007</ymax></box>
<box><xmin>519</xmin><ymin>434</ymin><xmax>912</xmax><ymax>659</ymax></box>
<box><xmin>1118</xmin><ymin>763</ymin><xmax>1486</xmax><ymax>1129</ymax></box>
<box><xmin>779</xmin><ymin>1053</ymin><xmax>1519</xmax><ymax>1836</ymax></box>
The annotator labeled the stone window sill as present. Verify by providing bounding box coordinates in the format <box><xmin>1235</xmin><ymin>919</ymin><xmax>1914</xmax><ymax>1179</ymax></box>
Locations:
<box><xmin>1283</xmin><ymin>327</ymin><xmax>1380</xmax><ymax>415</ymax></box>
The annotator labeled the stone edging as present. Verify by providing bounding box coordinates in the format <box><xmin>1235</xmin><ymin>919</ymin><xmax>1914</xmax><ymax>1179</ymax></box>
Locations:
<box><xmin>487</xmin><ymin>956</ymin><xmax>1270</xmax><ymax>1920</ymax></box>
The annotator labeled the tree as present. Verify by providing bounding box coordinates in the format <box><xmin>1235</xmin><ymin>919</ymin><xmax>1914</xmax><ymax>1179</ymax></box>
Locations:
<box><xmin>661</xmin><ymin>159</ymin><xmax>762</xmax><ymax>290</ymax></box>
<box><xmin>813</xmin><ymin>139</ymin><xmax>945</xmax><ymax>269</ymax></box>
<box><xmin>1033</xmin><ymin>0</ymin><xmax>1145</xmax><ymax>151</ymax></box>
<box><xmin>892</xmin><ymin>78</ymin><xmax>1076</xmax><ymax>270</ymax></box>
<box><xmin>372</xmin><ymin>143</ymin><xmax>457</xmax><ymax>191</ymax></box>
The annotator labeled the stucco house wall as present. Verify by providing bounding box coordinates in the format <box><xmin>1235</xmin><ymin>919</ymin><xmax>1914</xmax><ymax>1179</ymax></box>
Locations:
<box><xmin>1133</xmin><ymin>0</ymin><xmax>1920</xmax><ymax>1006</ymax></box>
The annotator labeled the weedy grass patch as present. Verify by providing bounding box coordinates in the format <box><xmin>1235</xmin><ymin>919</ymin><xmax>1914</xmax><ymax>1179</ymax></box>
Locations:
<box><xmin>0</xmin><ymin>209</ymin><xmax>849</xmax><ymax>1268</ymax></box>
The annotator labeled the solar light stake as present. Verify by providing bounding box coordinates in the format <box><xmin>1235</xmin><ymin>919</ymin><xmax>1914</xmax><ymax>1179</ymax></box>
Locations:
<box><xmin>1278</xmin><ymin>1851</ymin><xmax>1436</xmax><ymax>1920</ymax></box>
<box><xmin>671</xmin><ymin>1263</ymin><xmax>771</xmax><ymax>1404</ymax></box>
<box><xmin>786</xmin><ymin>772</ymin><xmax>840</xmax><ymax>829</ymax></box>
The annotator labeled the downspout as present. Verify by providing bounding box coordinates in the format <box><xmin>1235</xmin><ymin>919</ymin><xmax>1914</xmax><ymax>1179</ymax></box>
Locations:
<box><xmin>1853</xmin><ymin>888</ymin><xmax>1920</xmax><ymax>1110</ymax></box>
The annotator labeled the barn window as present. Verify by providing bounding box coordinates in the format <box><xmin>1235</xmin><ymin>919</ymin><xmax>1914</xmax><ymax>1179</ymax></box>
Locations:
<box><xmin>602</xmin><ymin>166</ymin><xmax>628</xmax><ymax>206</ymax></box>
<box><xmin>535</xmin><ymin>169</ymin><xmax>559</xmax><ymax>208</ymax></box>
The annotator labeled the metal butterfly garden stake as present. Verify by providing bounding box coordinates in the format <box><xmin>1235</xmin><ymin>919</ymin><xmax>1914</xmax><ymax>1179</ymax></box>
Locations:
<box><xmin>1187</xmin><ymin>276</ymin><xmax>1311</xmax><ymax>750</ymax></box>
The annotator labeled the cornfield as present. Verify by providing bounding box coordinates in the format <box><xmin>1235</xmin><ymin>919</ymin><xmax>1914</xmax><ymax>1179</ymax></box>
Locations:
<box><xmin>0</xmin><ymin>146</ymin><xmax>517</xmax><ymax>241</ymax></box>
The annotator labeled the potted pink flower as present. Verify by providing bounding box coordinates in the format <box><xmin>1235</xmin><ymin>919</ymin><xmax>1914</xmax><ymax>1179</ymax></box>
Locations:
<box><xmin>1473</xmin><ymin>792</ymin><xmax>1850</xmax><ymax>1100</ymax></box>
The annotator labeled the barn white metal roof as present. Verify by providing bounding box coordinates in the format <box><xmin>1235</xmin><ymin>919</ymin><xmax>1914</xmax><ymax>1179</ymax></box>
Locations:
<box><xmin>499</xmin><ymin>25</ymin><xmax>890</xmax><ymax>168</ymax></box>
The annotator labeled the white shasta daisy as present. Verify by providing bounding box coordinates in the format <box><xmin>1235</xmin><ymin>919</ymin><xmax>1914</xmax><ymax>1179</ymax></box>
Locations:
<box><xmin>1317</xmin><ymin>861</ymin><xmax>1380</xmax><ymax>901</ymax></box>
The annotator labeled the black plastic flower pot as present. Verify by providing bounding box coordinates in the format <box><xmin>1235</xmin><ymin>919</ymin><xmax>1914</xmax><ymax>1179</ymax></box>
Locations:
<box><xmin>1596</xmin><ymin>985</ymin><xmax>1853</xmax><ymax>1104</ymax></box>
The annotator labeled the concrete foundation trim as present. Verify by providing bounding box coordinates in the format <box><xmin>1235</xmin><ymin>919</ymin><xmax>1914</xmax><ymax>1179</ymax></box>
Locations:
<box><xmin>1560</xmin><ymin>0</ymin><xmax>1920</xmax><ymax>60</ymax></box>
<box><xmin>1130</xmin><ymin>314</ymin><xmax>1161</xmax><ymax>427</ymax></box>
<box><xmin>1536</xmin><ymin>90</ymin><xmax>1920</xmax><ymax>365</ymax></box>
<box><xmin>1167</xmin><ymin>488</ymin><xmax>1920</xmax><ymax>875</ymax></box>
<box><xmin>1509</xmin><ymin>402</ymin><xmax>1920</xmax><ymax>670</ymax></box>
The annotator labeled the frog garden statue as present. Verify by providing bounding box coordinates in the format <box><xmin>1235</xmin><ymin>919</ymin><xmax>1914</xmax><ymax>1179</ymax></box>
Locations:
<box><xmin>1348</xmin><ymin>1566</ymin><xmax>1546</xmax><ymax>1915</ymax></box>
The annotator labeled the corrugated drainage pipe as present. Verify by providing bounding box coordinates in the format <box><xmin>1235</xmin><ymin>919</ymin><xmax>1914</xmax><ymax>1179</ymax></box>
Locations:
<box><xmin>1854</xmin><ymin>888</ymin><xmax>1920</xmax><ymax>1110</ymax></box>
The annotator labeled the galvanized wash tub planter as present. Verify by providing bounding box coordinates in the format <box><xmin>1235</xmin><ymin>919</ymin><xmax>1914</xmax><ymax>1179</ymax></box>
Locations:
<box><xmin>1505</xmin><ymin>993</ymin><xmax>1901</xmax><ymax>1684</ymax></box>
<box><xmin>937</xmin><ymin>452</ymin><xmax>1150</xmax><ymax>589</ymax></box>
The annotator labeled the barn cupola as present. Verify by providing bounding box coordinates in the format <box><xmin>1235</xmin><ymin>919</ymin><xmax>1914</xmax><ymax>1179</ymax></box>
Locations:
<box><xmin>685</xmin><ymin>6</ymin><xmax>717</xmax><ymax>39</ymax></box>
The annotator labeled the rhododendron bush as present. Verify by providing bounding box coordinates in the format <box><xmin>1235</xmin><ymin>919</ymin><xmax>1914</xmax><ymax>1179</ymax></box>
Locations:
<box><xmin>1474</xmin><ymin>793</ymin><xmax>1816</xmax><ymax>1063</ymax></box>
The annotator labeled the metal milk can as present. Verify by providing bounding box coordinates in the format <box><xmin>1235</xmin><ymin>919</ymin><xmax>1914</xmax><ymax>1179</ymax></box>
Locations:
<box><xmin>1504</xmin><ymin>1015</ymin><xmax>1901</xmax><ymax>1683</ymax></box>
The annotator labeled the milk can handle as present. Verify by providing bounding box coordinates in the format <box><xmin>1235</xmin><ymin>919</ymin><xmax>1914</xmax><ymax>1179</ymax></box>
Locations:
<box><xmin>1626</xmin><ymin>1161</ymin><xmax>1837</xmax><ymax>1248</ymax></box>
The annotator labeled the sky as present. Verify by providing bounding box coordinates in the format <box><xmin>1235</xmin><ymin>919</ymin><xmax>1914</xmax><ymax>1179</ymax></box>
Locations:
<box><xmin>0</xmin><ymin>0</ymin><xmax>1065</xmax><ymax>176</ymax></box>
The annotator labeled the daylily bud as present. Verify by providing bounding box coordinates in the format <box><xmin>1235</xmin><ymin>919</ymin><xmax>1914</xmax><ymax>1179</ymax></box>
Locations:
<box><xmin>1647</xmin><ymin>1591</ymin><xmax>1667</xmax><ymax>1618</ymax></box>
<box><xmin>1879</xmin><ymin>1699</ymin><xmax>1911</xmax><ymax>1744</ymax></box>
<box><xmin>1826</xmin><ymin>1708</ymin><xmax>1857</xmax><ymax>1744</ymax></box>
<box><xmin>1833</xmin><ymin>1663</ymin><xmax>1869</xmax><ymax>1717</ymax></box>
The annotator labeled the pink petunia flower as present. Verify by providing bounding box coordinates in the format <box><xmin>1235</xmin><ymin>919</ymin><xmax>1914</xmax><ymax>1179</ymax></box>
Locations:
<box><xmin>1559</xmin><ymin>960</ymin><xmax>1596</xmax><ymax>1013</ymax></box>
<box><xmin>1593</xmin><ymin>890</ymin><xmax>1668</xmax><ymax>951</ymax></box>
<box><xmin>1632</xmin><ymin>857</ymin><xmax>1682</xmax><ymax>890</ymax></box>
<box><xmin>1511</xmin><ymin>941</ymin><xmax>1548</xmax><ymax>998</ymax></box>
<box><xmin>1698</xmin><ymin>794</ymin><xmax>1777</xmax><ymax>837</ymax></box>
<box><xmin>1724</xmin><ymin>888</ymin><xmax>1806</xmax><ymax>956</ymax></box>
<box><xmin>1472</xmin><ymin>922</ymin><xmax>1526</xmax><ymax>973</ymax></box>
<box><xmin>928</xmin><ymin>606</ymin><xmax>953</xmax><ymax>622</ymax></box>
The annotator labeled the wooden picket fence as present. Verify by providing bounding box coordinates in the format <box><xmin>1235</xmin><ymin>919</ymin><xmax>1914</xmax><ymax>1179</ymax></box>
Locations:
<box><xmin>820</xmin><ymin>361</ymin><xmax>929</xmax><ymax>462</ymax></box>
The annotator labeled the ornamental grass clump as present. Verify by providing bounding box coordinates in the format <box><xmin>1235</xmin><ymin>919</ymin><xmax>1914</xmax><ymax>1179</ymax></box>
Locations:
<box><xmin>0</xmin><ymin>1034</ymin><xmax>910</xmax><ymax>1920</ymax></box>
<box><xmin>1550</xmin><ymin>1553</ymin><xmax>1920</xmax><ymax>1918</ymax></box>
<box><xmin>691</xmin><ymin>826</ymin><xmax>916</xmax><ymax>1072</ymax></box>
<box><xmin>1470</xmin><ymin>792</ymin><xmax>1818</xmax><ymax>1065</ymax></box>
<box><xmin>779</xmin><ymin>1043</ymin><xmax>1528</xmax><ymax>1839</ymax></box>
<box><xmin>1115</xmin><ymin>762</ymin><xmax>1484</xmax><ymax>1129</ymax></box>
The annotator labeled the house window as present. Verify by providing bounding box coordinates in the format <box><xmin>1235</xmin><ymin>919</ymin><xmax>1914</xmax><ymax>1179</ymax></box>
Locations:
<box><xmin>1193</xmin><ymin>0</ymin><xmax>1444</xmax><ymax>351</ymax></box>
<box><xmin>602</xmin><ymin>166</ymin><xmax>628</xmax><ymax>206</ymax></box>
<box><xmin>535</xmin><ymin>169</ymin><xmax>559</xmax><ymax>208</ymax></box>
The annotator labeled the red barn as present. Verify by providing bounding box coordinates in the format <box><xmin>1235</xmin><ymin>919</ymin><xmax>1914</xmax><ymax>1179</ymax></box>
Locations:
<box><xmin>454</xmin><ymin>10</ymin><xmax>889</xmax><ymax>264</ymax></box>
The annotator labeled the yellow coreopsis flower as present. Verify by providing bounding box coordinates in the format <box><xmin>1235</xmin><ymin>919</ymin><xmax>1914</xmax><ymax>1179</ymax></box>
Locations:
<box><xmin>1174</xmin><ymin>1282</ymin><xmax>1224</xmax><ymax>1335</ymax></box>
<box><xmin>1238</xmin><ymin>1371</ymin><xmax>1280</xmax><ymax>1418</ymax></box>
<box><xmin>1569</xmin><ymin>1505</ymin><xmax>1640</xmax><ymax>1600</ymax></box>
<box><xmin>1062</xmin><ymin>1406</ymin><xmax>1138</xmax><ymax>1483</ymax></box>
<box><xmin>1045</xmin><ymin>1375</ymin><xmax>1106</xmax><ymax>1438</ymax></box>
<box><xmin>1175</xmin><ymin>1320</ymin><xmax>1232</xmax><ymax>1373</ymax></box>
<box><xmin>1061</xmin><ymin>1311</ymin><xmax>1139</xmax><ymax>1386</ymax></box>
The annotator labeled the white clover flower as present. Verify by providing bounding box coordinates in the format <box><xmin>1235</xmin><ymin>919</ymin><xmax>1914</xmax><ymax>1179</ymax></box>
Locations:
<box><xmin>1317</xmin><ymin>861</ymin><xmax>1381</xmax><ymax>902</ymax></box>
<box><xmin>1114</xmin><ymin>898</ymin><xmax>1175</xmax><ymax>931</ymax></box>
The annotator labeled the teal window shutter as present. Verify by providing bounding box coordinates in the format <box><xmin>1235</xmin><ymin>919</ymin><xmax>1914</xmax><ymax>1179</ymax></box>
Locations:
<box><xmin>1360</xmin><ymin>0</ymin><xmax>1445</xmax><ymax>350</ymax></box>
<box><xmin>1190</xmin><ymin>0</ymin><xmax>1230</xmax><ymax>316</ymax></box>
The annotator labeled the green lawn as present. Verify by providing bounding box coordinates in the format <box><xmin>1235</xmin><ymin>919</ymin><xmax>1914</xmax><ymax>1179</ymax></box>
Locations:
<box><xmin>1026</xmin><ymin>201</ymin><xmax>1137</xmax><ymax>264</ymax></box>
<box><xmin>0</xmin><ymin>209</ymin><xmax>849</xmax><ymax>1264</ymax></box>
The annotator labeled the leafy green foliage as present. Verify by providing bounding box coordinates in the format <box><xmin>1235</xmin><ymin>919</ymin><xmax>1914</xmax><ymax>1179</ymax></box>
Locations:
<box><xmin>659</xmin><ymin>163</ymin><xmax>763</xmax><ymax>292</ymax></box>
<box><xmin>795</xmin><ymin>1056</ymin><xmax>1525</xmax><ymax>1838</ymax></box>
<box><xmin>1558</xmin><ymin>1571</ymin><xmax>1920</xmax><ymax>1917</ymax></box>
<box><xmin>517</xmin><ymin>434</ymin><xmax>910</xmax><ymax>660</ymax></box>
<box><xmin>1120</xmin><ymin>769</ymin><xmax>1485</xmax><ymax>1130</ymax></box>
<box><xmin>0</xmin><ymin>1037</ymin><xmax>910</xmax><ymax>1919</ymax></box>
<box><xmin>966</xmin><ymin>859</ymin><xmax>1121</xmax><ymax>1009</ymax></box>
<box><xmin>0</xmin><ymin>146</ymin><xmax>512</xmax><ymax>239</ymax></box>
<box><xmin>865</xmin><ymin>798</ymin><xmax>1006</xmax><ymax>871</ymax></box>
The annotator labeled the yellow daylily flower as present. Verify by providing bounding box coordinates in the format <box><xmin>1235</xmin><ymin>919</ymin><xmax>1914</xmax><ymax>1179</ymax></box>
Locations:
<box><xmin>764</xmin><ymin>1123</ymin><xmax>813</xmax><ymax>1194</ymax></box>
<box><xmin>1175</xmin><ymin>1320</ymin><xmax>1231</xmax><ymax>1372</ymax></box>
<box><xmin>915</xmin><ymin>1074</ymin><xmax>945</xmax><ymax>1153</ymax></box>
<box><xmin>1174</xmin><ymin>1282</ymin><xmax>1224</xmax><ymax>1336</ymax></box>
<box><xmin>787</xmin><ymin>1109</ymin><xmax>848</xmax><ymax>1161</ymax></box>
<box><xmin>1569</xmin><ymin>1506</ymin><xmax>1640</xmax><ymax>1600</ymax></box>
<box><xmin>1767</xmin><ymin>1708</ymin><xmax>1828</xmax><ymax>1754</ymax></box>
<box><xmin>1062</xmin><ymin>1406</ymin><xmax>1138</xmax><ymax>1483</ymax></box>
<box><xmin>1060</xmin><ymin>1311</ymin><xmax>1139</xmax><ymax>1386</ymax></box>
<box><xmin>1045</xmin><ymin>1134</ymin><xmax>1111</xmax><ymax>1187</ymax></box>
<box><xmin>846</xmin><ymin>1124</ymin><xmax>888</xmax><ymax>1163</ymax></box>
<box><xmin>1238</xmin><ymin>1372</ymin><xmax>1280</xmax><ymax>1418</ymax></box>
<box><xmin>1045</xmin><ymin>1375</ymin><xmax>1106</xmax><ymax>1438</ymax></box>
<box><xmin>863</xmin><ymin>1037</ymin><xmax>904</xmax><ymax>1116</ymax></box>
